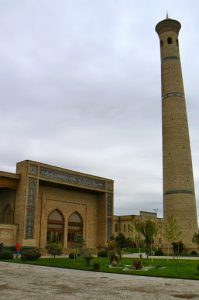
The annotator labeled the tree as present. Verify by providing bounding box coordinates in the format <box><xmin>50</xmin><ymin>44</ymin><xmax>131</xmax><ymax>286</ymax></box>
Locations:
<box><xmin>74</xmin><ymin>234</ymin><xmax>85</xmax><ymax>254</ymax></box>
<box><xmin>172</xmin><ymin>241</ymin><xmax>184</xmax><ymax>255</ymax></box>
<box><xmin>164</xmin><ymin>215</ymin><xmax>181</xmax><ymax>256</ymax></box>
<box><xmin>115</xmin><ymin>233</ymin><xmax>127</xmax><ymax>248</ymax></box>
<box><xmin>128</xmin><ymin>218</ymin><xmax>143</xmax><ymax>250</ymax></box>
<box><xmin>47</xmin><ymin>242</ymin><xmax>63</xmax><ymax>258</ymax></box>
<box><xmin>107</xmin><ymin>239</ymin><xmax>120</xmax><ymax>262</ymax></box>
<box><xmin>192</xmin><ymin>231</ymin><xmax>199</xmax><ymax>250</ymax></box>
<box><xmin>71</xmin><ymin>234</ymin><xmax>86</xmax><ymax>261</ymax></box>
<box><xmin>137</xmin><ymin>219</ymin><xmax>158</xmax><ymax>255</ymax></box>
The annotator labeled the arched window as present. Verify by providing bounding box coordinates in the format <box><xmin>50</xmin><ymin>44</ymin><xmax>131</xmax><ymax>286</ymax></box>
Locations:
<box><xmin>124</xmin><ymin>224</ymin><xmax>126</xmax><ymax>232</ymax></box>
<box><xmin>167</xmin><ymin>37</ymin><xmax>172</xmax><ymax>44</ymax></box>
<box><xmin>115</xmin><ymin>223</ymin><xmax>118</xmax><ymax>232</ymax></box>
<box><xmin>67</xmin><ymin>212</ymin><xmax>83</xmax><ymax>247</ymax></box>
<box><xmin>3</xmin><ymin>204</ymin><xmax>13</xmax><ymax>224</ymax></box>
<box><xmin>47</xmin><ymin>210</ymin><xmax>64</xmax><ymax>244</ymax></box>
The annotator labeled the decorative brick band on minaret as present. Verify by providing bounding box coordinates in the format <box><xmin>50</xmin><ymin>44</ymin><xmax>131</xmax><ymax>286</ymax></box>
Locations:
<box><xmin>155</xmin><ymin>18</ymin><xmax>198</xmax><ymax>249</ymax></box>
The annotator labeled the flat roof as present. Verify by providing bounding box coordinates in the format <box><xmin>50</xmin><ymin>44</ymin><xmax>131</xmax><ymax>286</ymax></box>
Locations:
<box><xmin>17</xmin><ymin>159</ymin><xmax>114</xmax><ymax>182</ymax></box>
<box><xmin>0</xmin><ymin>171</ymin><xmax>20</xmax><ymax>180</ymax></box>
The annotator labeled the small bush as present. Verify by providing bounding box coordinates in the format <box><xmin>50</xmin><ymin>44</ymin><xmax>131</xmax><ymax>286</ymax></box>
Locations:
<box><xmin>155</xmin><ymin>264</ymin><xmax>162</xmax><ymax>269</ymax></box>
<box><xmin>69</xmin><ymin>252</ymin><xmax>77</xmax><ymax>259</ymax></box>
<box><xmin>155</xmin><ymin>249</ymin><xmax>164</xmax><ymax>256</ymax></box>
<box><xmin>172</xmin><ymin>241</ymin><xmax>184</xmax><ymax>255</ymax></box>
<box><xmin>46</xmin><ymin>243</ymin><xmax>62</xmax><ymax>258</ymax></box>
<box><xmin>83</xmin><ymin>253</ymin><xmax>93</xmax><ymax>266</ymax></box>
<box><xmin>21</xmin><ymin>248</ymin><xmax>41</xmax><ymax>261</ymax></box>
<box><xmin>93</xmin><ymin>262</ymin><xmax>100</xmax><ymax>271</ymax></box>
<box><xmin>97</xmin><ymin>250</ymin><xmax>107</xmax><ymax>257</ymax></box>
<box><xmin>0</xmin><ymin>251</ymin><xmax>13</xmax><ymax>259</ymax></box>
<box><xmin>133</xmin><ymin>259</ymin><xmax>142</xmax><ymax>270</ymax></box>
<box><xmin>109</xmin><ymin>253</ymin><xmax>119</xmax><ymax>264</ymax></box>
<box><xmin>0</xmin><ymin>242</ymin><xmax>4</xmax><ymax>253</ymax></box>
<box><xmin>190</xmin><ymin>250</ymin><xmax>198</xmax><ymax>256</ymax></box>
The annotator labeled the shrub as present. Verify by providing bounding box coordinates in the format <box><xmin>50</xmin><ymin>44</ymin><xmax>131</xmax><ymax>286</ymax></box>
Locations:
<box><xmin>82</xmin><ymin>252</ymin><xmax>93</xmax><ymax>266</ymax></box>
<box><xmin>155</xmin><ymin>249</ymin><xmax>164</xmax><ymax>256</ymax></box>
<box><xmin>69</xmin><ymin>252</ymin><xmax>76</xmax><ymax>259</ymax></box>
<box><xmin>0</xmin><ymin>242</ymin><xmax>4</xmax><ymax>253</ymax></box>
<box><xmin>0</xmin><ymin>251</ymin><xmax>13</xmax><ymax>259</ymax></box>
<box><xmin>97</xmin><ymin>250</ymin><xmax>107</xmax><ymax>257</ymax></box>
<box><xmin>190</xmin><ymin>250</ymin><xmax>198</xmax><ymax>256</ymax></box>
<box><xmin>155</xmin><ymin>264</ymin><xmax>162</xmax><ymax>269</ymax></box>
<box><xmin>93</xmin><ymin>262</ymin><xmax>100</xmax><ymax>271</ymax></box>
<box><xmin>133</xmin><ymin>259</ymin><xmax>142</xmax><ymax>270</ymax></box>
<box><xmin>46</xmin><ymin>243</ymin><xmax>62</xmax><ymax>258</ymax></box>
<box><xmin>109</xmin><ymin>253</ymin><xmax>119</xmax><ymax>264</ymax></box>
<box><xmin>172</xmin><ymin>241</ymin><xmax>184</xmax><ymax>255</ymax></box>
<box><xmin>197</xmin><ymin>264</ymin><xmax>199</xmax><ymax>272</ymax></box>
<box><xmin>21</xmin><ymin>248</ymin><xmax>41</xmax><ymax>261</ymax></box>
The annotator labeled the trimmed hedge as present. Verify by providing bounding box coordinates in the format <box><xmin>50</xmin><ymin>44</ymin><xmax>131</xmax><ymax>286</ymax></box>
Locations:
<box><xmin>97</xmin><ymin>250</ymin><xmax>107</xmax><ymax>257</ymax></box>
<box><xmin>0</xmin><ymin>251</ymin><xmax>13</xmax><ymax>259</ymax></box>
<box><xmin>21</xmin><ymin>248</ymin><xmax>41</xmax><ymax>261</ymax></box>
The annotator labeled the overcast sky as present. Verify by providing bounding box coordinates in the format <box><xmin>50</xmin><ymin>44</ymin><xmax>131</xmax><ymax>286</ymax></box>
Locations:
<box><xmin>0</xmin><ymin>0</ymin><xmax>199</xmax><ymax>219</ymax></box>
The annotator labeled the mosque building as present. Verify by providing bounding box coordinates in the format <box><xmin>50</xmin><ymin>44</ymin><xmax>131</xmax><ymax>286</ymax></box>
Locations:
<box><xmin>0</xmin><ymin>17</ymin><xmax>198</xmax><ymax>253</ymax></box>
<box><xmin>0</xmin><ymin>160</ymin><xmax>113</xmax><ymax>251</ymax></box>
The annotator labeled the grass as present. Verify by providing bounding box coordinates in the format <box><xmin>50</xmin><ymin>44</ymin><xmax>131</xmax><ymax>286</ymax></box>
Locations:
<box><xmin>2</xmin><ymin>256</ymin><xmax>199</xmax><ymax>280</ymax></box>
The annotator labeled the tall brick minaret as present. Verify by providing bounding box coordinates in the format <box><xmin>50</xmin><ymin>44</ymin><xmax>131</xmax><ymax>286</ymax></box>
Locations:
<box><xmin>155</xmin><ymin>17</ymin><xmax>198</xmax><ymax>249</ymax></box>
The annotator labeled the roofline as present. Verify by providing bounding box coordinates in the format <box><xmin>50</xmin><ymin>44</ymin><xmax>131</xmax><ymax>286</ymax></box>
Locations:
<box><xmin>17</xmin><ymin>159</ymin><xmax>114</xmax><ymax>182</ymax></box>
<box><xmin>0</xmin><ymin>171</ymin><xmax>20</xmax><ymax>180</ymax></box>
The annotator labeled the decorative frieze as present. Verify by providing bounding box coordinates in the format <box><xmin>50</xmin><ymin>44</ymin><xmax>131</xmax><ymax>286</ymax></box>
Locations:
<box><xmin>29</xmin><ymin>164</ymin><xmax>38</xmax><ymax>176</ymax></box>
<box><xmin>107</xmin><ymin>218</ymin><xmax>112</xmax><ymax>242</ymax></box>
<box><xmin>25</xmin><ymin>178</ymin><xmax>37</xmax><ymax>239</ymax></box>
<box><xmin>107</xmin><ymin>193</ymin><xmax>113</xmax><ymax>216</ymax></box>
<box><xmin>40</xmin><ymin>167</ymin><xmax>105</xmax><ymax>190</ymax></box>
<box><xmin>106</xmin><ymin>182</ymin><xmax>113</xmax><ymax>191</ymax></box>
<box><xmin>164</xmin><ymin>189</ymin><xmax>194</xmax><ymax>196</ymax></box>
<box><xmin>162</xmin><ymin>92</ymin><xmax>184</xmax><ymax>100</ymax></box>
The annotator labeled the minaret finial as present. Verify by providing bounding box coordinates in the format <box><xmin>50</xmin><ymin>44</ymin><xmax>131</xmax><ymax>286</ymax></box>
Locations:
<box><xmin>166</xmin><ymin>12</ymin><xmax>169</xmax><ymax>19</ymax></box>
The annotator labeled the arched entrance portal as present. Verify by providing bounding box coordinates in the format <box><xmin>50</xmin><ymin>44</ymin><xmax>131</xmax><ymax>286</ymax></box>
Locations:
<box><xmin>47</xmin><ymin>210</ymin><xmax>64</xmax><ymax>244</ymax></box>
<box><xmin>67</xmin><ymin>212</ymin><xmax>83</xmax><ymax>247</ymax></box>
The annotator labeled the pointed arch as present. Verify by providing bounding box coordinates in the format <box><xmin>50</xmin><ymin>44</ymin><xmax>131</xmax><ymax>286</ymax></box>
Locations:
<box><xmin>3</xmin><ymin>204</ymin><xmax>13</xmax><ymax>224</ymax></box>
<box><xmin>67</xmin><ymin>211</ymin><xmax>83</xmax><ymax>247</ymax></box>
<box><xmin>47</xmin><ymin>209</ymin><xmax>64</xmax><ymax>244</ymax></box>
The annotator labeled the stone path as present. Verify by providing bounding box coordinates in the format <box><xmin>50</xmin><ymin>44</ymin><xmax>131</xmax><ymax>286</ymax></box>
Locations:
<box><xmin>0</xmin><ymin>261</ymin><xmax>199</xmax><ymax>300</ymax></box>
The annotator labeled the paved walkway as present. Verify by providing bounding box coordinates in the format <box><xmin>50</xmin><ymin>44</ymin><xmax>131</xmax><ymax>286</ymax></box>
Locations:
<box><xmin>0</xmin><ymin>261</ymin><xmax>199</xmax><ymax>300</ymax></box>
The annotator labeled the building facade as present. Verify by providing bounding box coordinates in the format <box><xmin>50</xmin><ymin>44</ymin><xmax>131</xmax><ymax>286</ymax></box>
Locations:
<box><xmin>0</xmin><ymin>160</ymin><xmax>114</xmax><ymax>251</ymax></box>
<box><xmin>113</xmin><ymin>211</ymin><xmax>163</xmax><ymax>249</ymax></box>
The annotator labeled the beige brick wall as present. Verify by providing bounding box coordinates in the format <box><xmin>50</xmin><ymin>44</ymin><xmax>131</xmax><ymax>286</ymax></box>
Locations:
<box><xmin>38</xmin><ymin>184</ymin><xmax>99</xmax><ymax>249</ymax></box>
<box><xmin>0</xmin><ymin>224</ymin><xmax>18</xmax><ymax>246</ymax></box>
<box><xmin>13</xmin><ymin>160</ymin><xmax>113</xmax><ymax>250</ymax></box>
<box><xmin>156</xmin><ymin>19</ymin><xmax>198</xmax><ymax>249</ymax></box>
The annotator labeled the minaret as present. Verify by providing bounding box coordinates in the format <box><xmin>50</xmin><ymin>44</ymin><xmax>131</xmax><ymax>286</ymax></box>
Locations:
<box><xmin>155</xmin><ymin>17</ymin><xmax>198</xmax><ymax>249</ymax></box>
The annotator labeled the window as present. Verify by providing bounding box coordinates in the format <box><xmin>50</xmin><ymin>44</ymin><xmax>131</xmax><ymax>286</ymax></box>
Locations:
<box><xmin>167</xmin><ymin>37</ymin><xmax>172</xmax><ymax>44</ymax></box>
<box><xmin>67</xmin><ymin>212</ymin><xmax>83</xmax><ymax>247</ymax></box>
<box><xmin>160</xmin><ymin>40</ymin><xmax>163</xmax><ymax>47</ymax></box>
<box><xmin>115</xmin><ymin>223</ymin><xmax>118</xmax><ymax>232</ymax></box>
<box><xmin>47</xmin><ymin>210</ymin><xmax>64</xmax><ymax>244</ymax></box>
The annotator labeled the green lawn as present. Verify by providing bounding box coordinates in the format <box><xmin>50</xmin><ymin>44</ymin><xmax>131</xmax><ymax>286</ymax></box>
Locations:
<box><xmin>2</xmin><ymin>257</ymin><xmax>199</xmax><ymax>280</ymax></box>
